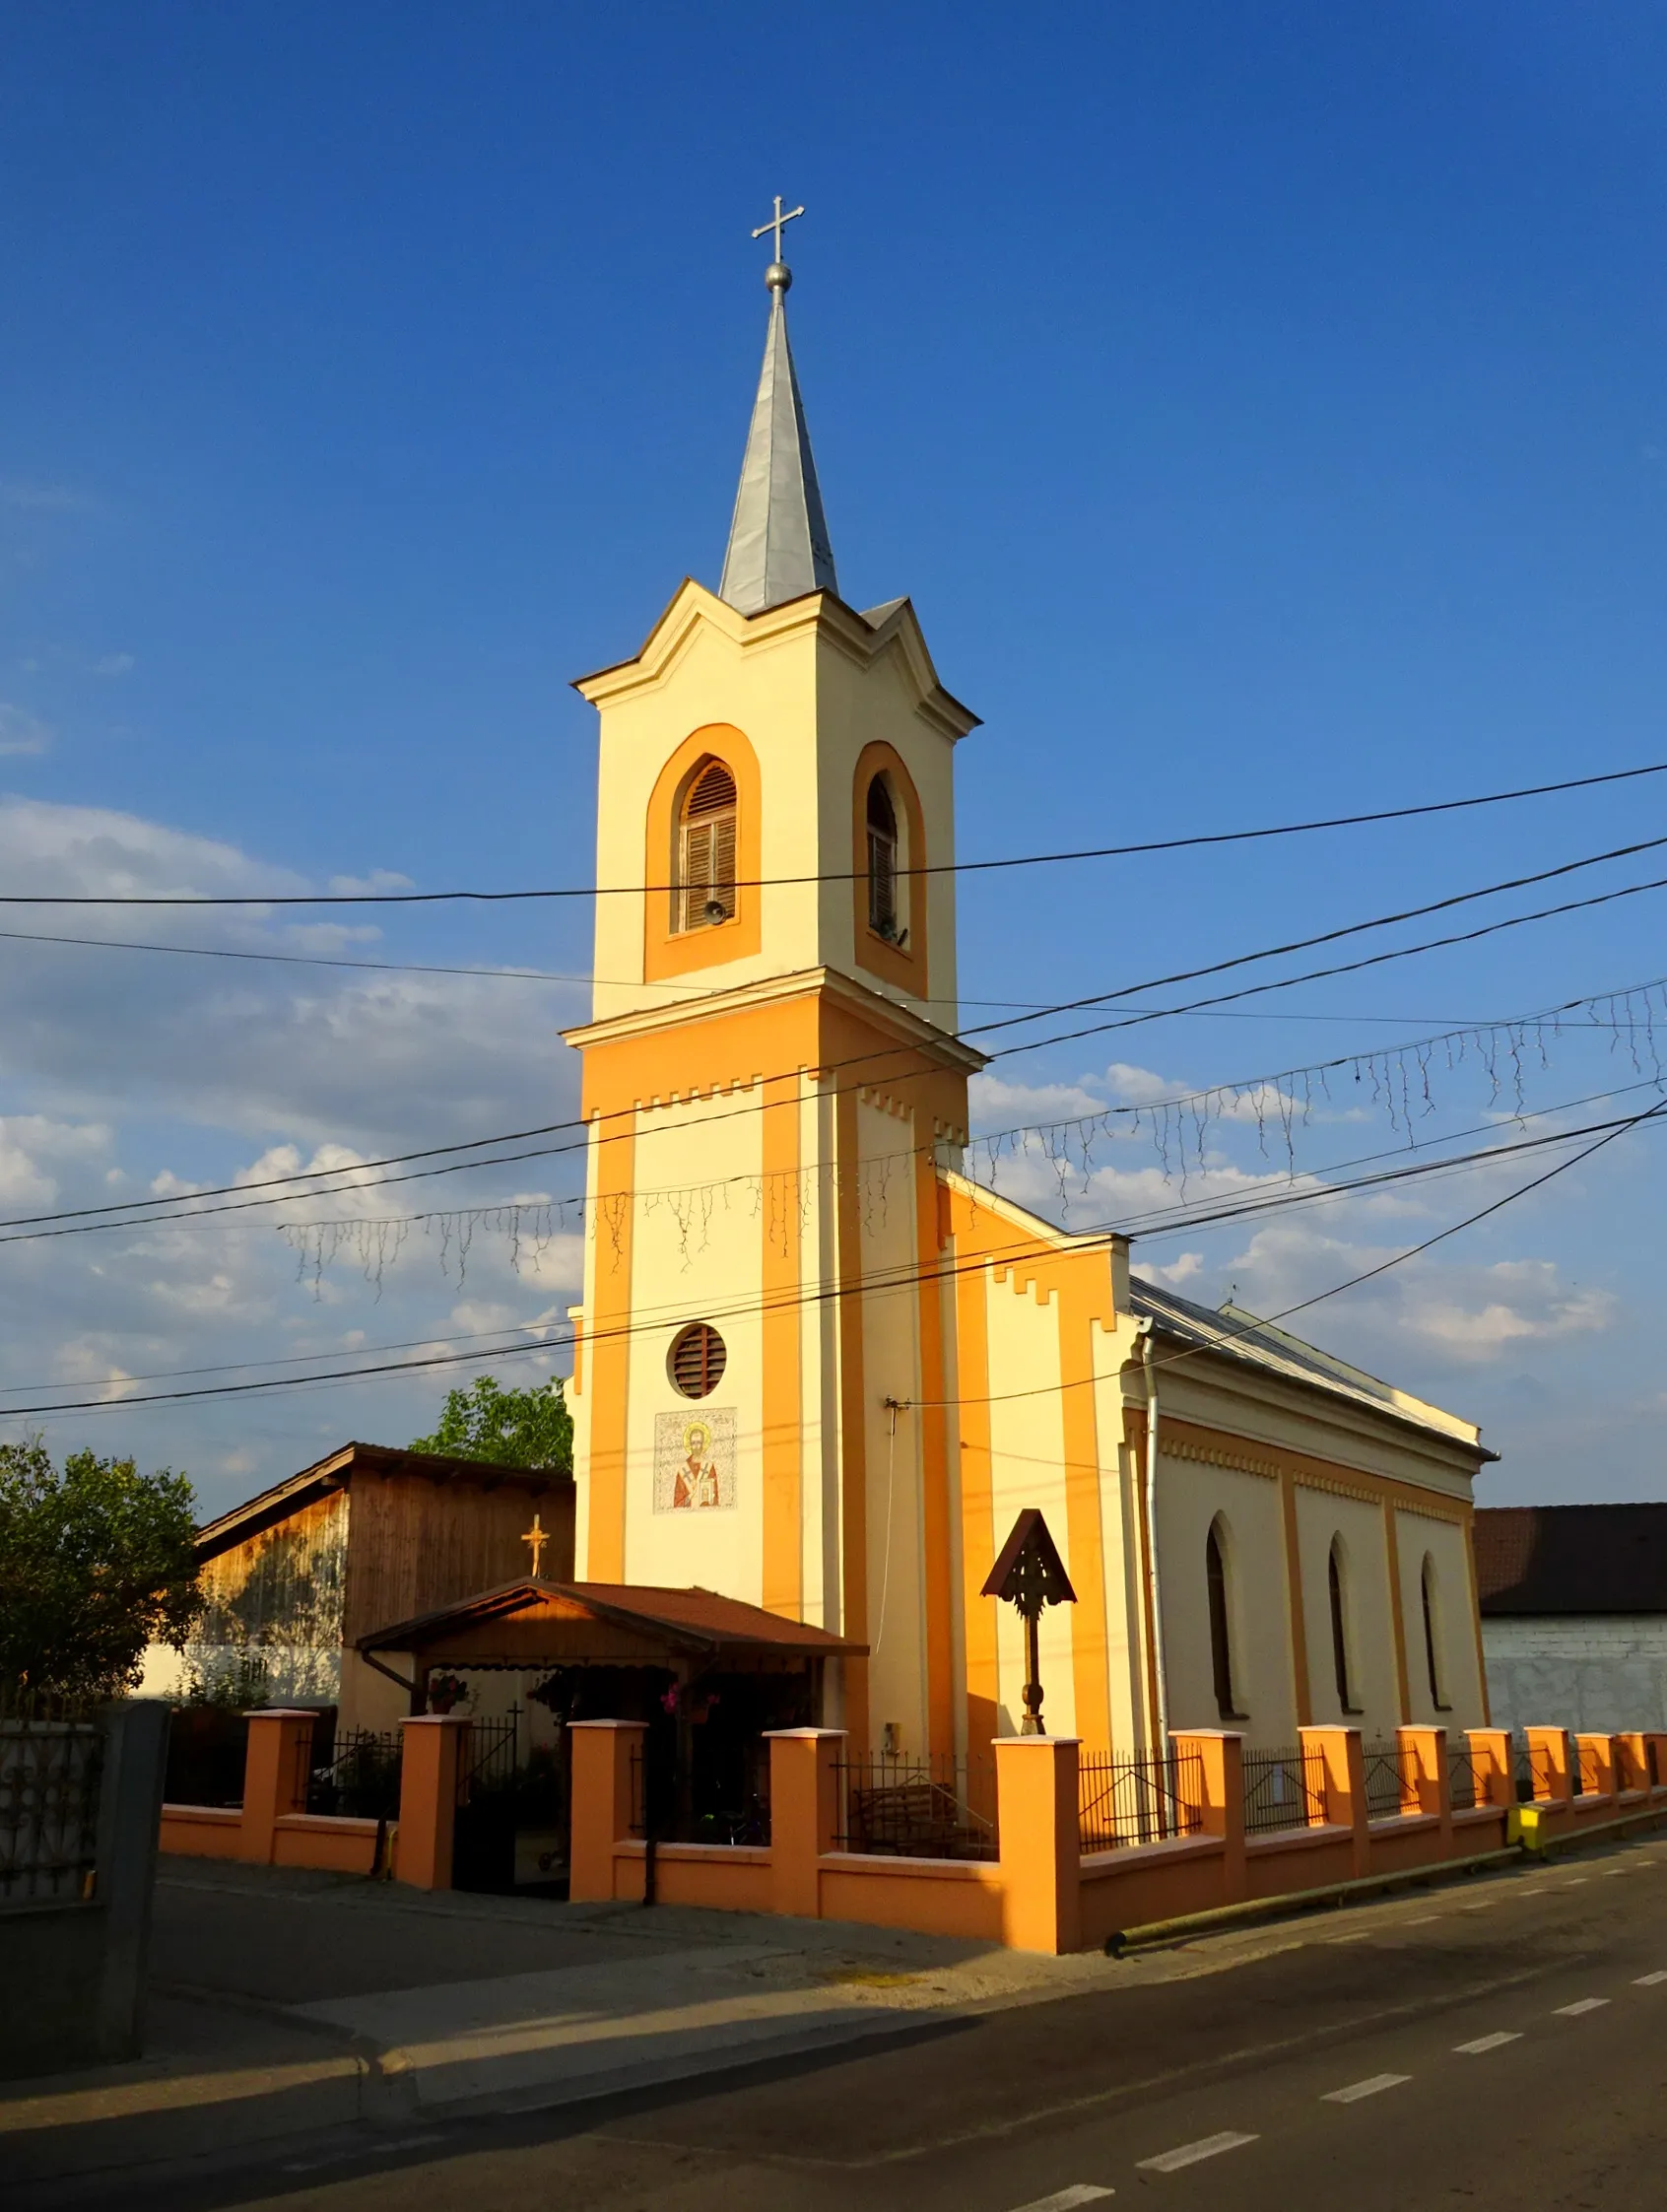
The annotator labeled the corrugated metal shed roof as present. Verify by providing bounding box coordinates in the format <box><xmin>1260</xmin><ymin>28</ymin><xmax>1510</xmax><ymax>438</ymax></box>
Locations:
<box><xmin>1130</xmin><ymin>1275</ymin><xmax>1493</xmax><ymax>1457</ymax></box>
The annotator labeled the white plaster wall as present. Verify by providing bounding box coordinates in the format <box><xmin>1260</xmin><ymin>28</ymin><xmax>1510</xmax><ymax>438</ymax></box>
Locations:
<box><xmin>1395</xmin><ymin>1512</ymin><xmax>1485</xmax><ymax>1727</ymax></box>
<box><xmin>586</xmin><ymin>597</ymin><xmax>963</xmax><ymax>1025</ymax></box>
<box><xmin>1092</xmin><ymin>1349</ymin><xmax>1145</xmax><ymax>1752</ymax></box>
<box><xmin>1295</xmin><ymin>1489</ymin><xmax>1400</xmax><ymax>1738</ymax></box>
<box><xmin>1156</xmin><ymin>1460</ymin><xmax>1297</xmax><ymax>1748</ymax></box>
<box><xmin>985</xmin><ymin>1277</ymin><xmax>1075</xmax><ymax>1740</ymax></box>
<box><xmin>857</xmin><ymin>1096</ymin><xmax>927</xmax><ymax>1753</ymax></box>
<box><xmin>1482</xmin><ymin>1616</ymin><xmax>1667</xmax><ymax>1735</ymax></box>
<box><xmin>620</xmin><ymin>1087</ymin><xmax>766</xmax><ymax>1599</ymax></box>
<box><xmin>588</xmin><ymin>611</ymin><xmax>822</xmax><ymax>1014</ymax></box>
<box><xmin>814</xmin><ymin>629</ymin><xmax>961</xmax><ymax>1020</ymax></box>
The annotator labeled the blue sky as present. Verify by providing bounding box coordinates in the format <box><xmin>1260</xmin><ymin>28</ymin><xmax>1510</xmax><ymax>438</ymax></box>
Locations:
<box><xmin>2</xmin><ymin>3</ymin><xmax>1666</xmax><ymax>1514</ymax></box>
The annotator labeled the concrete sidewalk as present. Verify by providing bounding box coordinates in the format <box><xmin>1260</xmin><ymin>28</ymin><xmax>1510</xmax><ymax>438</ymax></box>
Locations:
<box><xmin>1</xmin><ymin>1857</ymin><xmax>1108</xmax><ymax>2191</ymax></box>
<box><xmin>3</xmin><ymin>1845</ymin><xmax>1569</xmax><ymax>2196</ymax></box>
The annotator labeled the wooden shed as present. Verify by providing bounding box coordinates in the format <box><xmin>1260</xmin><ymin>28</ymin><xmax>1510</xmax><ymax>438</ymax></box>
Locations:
<box><xmin>144</xmin><ymin>1441</ymin><xmax>575</xmax><ymax>1729</ymax></box>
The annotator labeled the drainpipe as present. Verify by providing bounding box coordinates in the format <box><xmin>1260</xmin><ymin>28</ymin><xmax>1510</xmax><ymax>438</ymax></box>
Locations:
<box><xmin>1136</xmin><ymin>1319</ymin><xmax>1170</xmax><ymax>1757</ymax></box>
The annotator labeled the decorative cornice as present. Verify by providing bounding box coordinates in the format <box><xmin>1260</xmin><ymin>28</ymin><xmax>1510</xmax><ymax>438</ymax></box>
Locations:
<box><xmin>1148</xmin><ymin>1426</ymin><xmax>1471</xmax><ymax>1524</ymax></box>
<box><xmin>563</xmin><ymin>961</ymin><xmax>987</xmax><ymax>1072</ymax></box>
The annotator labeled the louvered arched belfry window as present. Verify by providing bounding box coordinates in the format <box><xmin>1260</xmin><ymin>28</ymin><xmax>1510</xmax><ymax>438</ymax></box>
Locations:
<box><xmin>866</xmin><ymin>775</ymin><xmax>899</xmax><ymax>937</ymax></box>
<box><xmin>679</xmin><ymin>760</ymin><xmax>738</xmax><ymax>931</ymax></box>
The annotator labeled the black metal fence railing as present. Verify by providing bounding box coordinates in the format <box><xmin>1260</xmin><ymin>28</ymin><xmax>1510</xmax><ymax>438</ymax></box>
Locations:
<box><xmin>1078</xmin><ymin>1748</ymin><xmax>1203</xmax><ymax>1851</ymax></box>
<box><xmin>626</xmin><ymin>1745</ymin><xmax>770</xmax><ymax>1845</ymax></box>
<box><xmin>1446</xmin><ymin>1742</ymin><xmax>1481</xmax><ymax>1812</ymax></box>
<box><xmin>1363</xmin><ymin>1737</ymin><xmax>1415</xmax><ymax>1821</ymax></box>
<box><xmin>1241</xmin><ymin>1744</ymin><xmax>1326</xmax><ymax>1835</ymax></box>
<box><xmin>0</xmin><ymin>1702</ymin><xmax>103</xmax><ymax>1904</ymax></box>
<box><xmin>301</xmin><ymin>1728</ymin><xmax>402</xmax><ymax>1821</ymax></box>
<box><xmin>834</xmin><ymin>1754</ymin><xmax>998</xmax><ymax>1861</ymax></box>
<box><xmin>456</xmin><ymin>1714</ymin><xmax>520</xmax><ymax>1807</ymax></box>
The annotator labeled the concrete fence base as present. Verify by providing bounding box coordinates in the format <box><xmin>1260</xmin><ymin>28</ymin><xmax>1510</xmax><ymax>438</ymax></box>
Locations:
<box><xmin>160</xmin><ymin>1712</ymin><xmax>1667</xmax><ymax>1957</ymax></box>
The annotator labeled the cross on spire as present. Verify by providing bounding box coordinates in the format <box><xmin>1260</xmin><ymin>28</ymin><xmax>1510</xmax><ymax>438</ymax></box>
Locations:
<box><xmin>752</xmin><ymin>194</ymin><xmax>805</xmax><ymax>289</ymax></box>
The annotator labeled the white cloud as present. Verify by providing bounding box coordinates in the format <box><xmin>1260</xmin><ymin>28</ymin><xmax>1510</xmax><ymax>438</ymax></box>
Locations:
<box><xmin>1206</xmin><ymin>1220</ymin><xmax>1619</xmax><ymax>1373</ymax></box>
<box><xmin>0</xmin><ymin>1113</ymin><xmax>111</xmax><ymax>1204</ymax></box>
<box><xmin>969</xmin><ymin>1072</ymin><xmax>1106</xmax><ymax>1123</ymax></box>
<box><xmin>93</xmin><ymin>653</ymin><xmax>135</xmax><ymax>677</ymax></box>
<box><xmin>0</xmin><ymin>704</ymin><xmax>53</xmax><ymax>756</ymax></box>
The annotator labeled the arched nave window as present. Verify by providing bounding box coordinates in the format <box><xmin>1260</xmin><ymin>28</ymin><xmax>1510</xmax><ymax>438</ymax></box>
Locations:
<box><xmin>865</xmin><ymin>775</ymin><xmax>901</xmax><ymax>941</ymax></box>
<box><xmin>1328</xmin><ymin>1537</ymin><xmax>1360</xmax><ymax>1715</ymax></box>
<box><xmin>1205</xmin><ymin>1516</ymin><xmax>1240</xmax><ymax>1721</ymax></box>
<box><xmin>679</xmin><ymin>760</ymin><xmax>738</xmax><ymax>931</ymax></box>
<box><xmin>1421</xmin><ymin>1554</ymin><xmax>1448</xmax><ymax>1710</ymax></box>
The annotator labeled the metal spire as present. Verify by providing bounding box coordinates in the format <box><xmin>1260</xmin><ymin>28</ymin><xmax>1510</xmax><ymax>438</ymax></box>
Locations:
<box><xmin>718</xmin><ymin>197</ymin><xmax>838</xmax><ymax>617</ymax></box>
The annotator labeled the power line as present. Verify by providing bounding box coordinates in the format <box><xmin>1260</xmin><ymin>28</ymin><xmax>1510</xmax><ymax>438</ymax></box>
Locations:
<box><xmin>989</xmin><ymin>864</ymin><xmax>1667</xmax><ymax>1061</ymax></box>
<box><xmin>966</xmin><ymin>831</ymin><xmax>1667</xmax><ymax>1039</ymax></box>
<box><xmin>903</xmin><ymin>1093</ymin><xmax>1667</xmax><ymax>1410</ymax></box>
<box><xmin>2</xmin><ymin>759</ymin><xmax>1664</xmax><ymax>905</ymax></box>
<box><xmin>0</xmin><ymin>925</ymin><xmax>1546</xmax><ymax>1029</ymax></box>
<box><xmin>5</xmin><ymin>877</ymin><xmax>1665</xmax><ymax>1249</ymax></box>
<box><xmin>9</xmin><ymin>1090</ymin><xmax>1660</xmax><ymax>1419</ymax></box>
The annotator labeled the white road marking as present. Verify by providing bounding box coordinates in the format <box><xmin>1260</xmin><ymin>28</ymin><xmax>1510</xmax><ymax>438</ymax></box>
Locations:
<box><xmin>1136</xmin><ymin>2132</ymin><xmax>1258</xmax><ymax>2174</ymax></box>
<box><xmin>1562</xmin><ymin>1877</ymin><xmax>1588</xmax><ymax>1886</ymax></box>
<box><xmin>1407</xmin><ymin>1914</ymin><xmax>1442</xmax><ymax>1925</ymax></box>
<box><xmin>1006</xmin><ymin>2189</ymin><xmax>1113</xmax><ymax>2211</ymax></box>
<box><xmin>1322</xmin><ymin>2072</ymin><xmax>1411</xmax><ymax>2104</ymax></box>
<box><xmin>1454</xmin><ymin>2032</ymin><xmax>1522</xmax><ymax>2054</ymax></box>
<box><xmin>1461</xmin><ymin>1901</ymin><xmax>1497</xmax><ymax>1911</ymax></box>
<box><xmin>1554</xmin><ymin>1997</ymin><xmax>1610</xmax><ymax>2016</ymax></box>
<box><xmin>1327</xmin><ymin>1930</ymin><xmax>1372</xmax><ymax>1943</ymax></box>
<box><xmin>1634</xmin><ymin>1972</ymin><xmax>1667</xmax><ymax>1986</ymax></box>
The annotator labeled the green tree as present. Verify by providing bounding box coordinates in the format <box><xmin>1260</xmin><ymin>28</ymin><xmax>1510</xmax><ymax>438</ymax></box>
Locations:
<box><xmin>0</xmin><ymin>1441</ymin><xmax>201</xmax><ymax>1698</ymax></box>
<box><xmin>410</xmin><ymin>1375</ymin><xmax>572</xmax><ymax>1472</ymax></box>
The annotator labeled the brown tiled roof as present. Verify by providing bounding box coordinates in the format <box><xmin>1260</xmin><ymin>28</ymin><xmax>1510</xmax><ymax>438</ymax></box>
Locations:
<box><xmin>1474</xmin><ymin>1504</ymin><xmax>1667</xmax><ymax>1616</ymax></box>
<box><xmin>358</xmin><ymin>1577</ymin><xmax>865</xmax><ymax>1656</ymax></box>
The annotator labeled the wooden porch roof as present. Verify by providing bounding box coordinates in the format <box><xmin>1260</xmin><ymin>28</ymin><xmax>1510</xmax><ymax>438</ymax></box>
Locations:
<box><xmin>356</xmin><ymin>1577</ymin><xmax>867</xmax><ymax>1668</ymax></box>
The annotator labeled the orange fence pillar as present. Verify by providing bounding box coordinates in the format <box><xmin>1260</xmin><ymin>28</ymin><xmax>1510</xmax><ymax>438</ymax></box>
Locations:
<box><xmin>1301</xmin><ymin>1726</ymin><xmax>1368</xmax><ymax>1877</ymax></box>
<box><xmin>1524</xmin><ymin>1726</ymin><xmax>1572</xmax><ymax>1805</ymax></box>
<box><xmin>1575</xmin><ymin>1732</ymin><xmax>1617</xmax><ymax>1803</ymax></box>
<box><xmin>766</xmin><ymin>1729</ymin><xmax>842</xmax><ymax>1921</ymax></box>
<box><xmin>1466</xmin><ymin>1727</ymin><xmax>1515</xmax><ymax>1810</ymax></box>
<box><xmin>394</xmin><ymin>1714</ymin><xmax>472</xmax><ymax>1891</ymax></box>
<box><xmin>995</xmin><ymin>1735</ymin><xmax>1081</xmax><ymax>1955</ymax></box>
<box><xmin>1615</xmin><ymin>1732</ymin><xmax>1649</xmax><ymax>1794</ymax></box>
<box><xmin>1644</xmin><ymin>1733</ymin><xmax>1667</xmax><ymax>1792</ymax></box>
<box><xmin>238</xmin><ymin>1709</ymin><xmax>314</xmax><ymax>1864</ymax></box>
<box><xmin>1398</xmin><ymin>1725</ymin><xmax>1452</xmax><ymax>1847</ymax></box>
<box><xmin>1172</xmin><ymin>1730</ymin><xmax>1245</xmax><ymax>1904</ymax></box>
<box><xmin>568</xmin><ymin>1719</ymin><xmax>644</xmax><ymax>1905</ymax></box>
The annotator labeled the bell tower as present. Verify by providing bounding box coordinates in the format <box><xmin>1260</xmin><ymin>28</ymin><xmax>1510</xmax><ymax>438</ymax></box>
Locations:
<box><xmin>564</xmin><ymin>207</ymin><xmax>982</xmax><ymax>1757</ymax></box>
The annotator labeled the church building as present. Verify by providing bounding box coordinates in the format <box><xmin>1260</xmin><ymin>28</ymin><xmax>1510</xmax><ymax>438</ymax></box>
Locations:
<box><xmin>557</xmin><ymin>211</ymin><xmax>1499</xmax><ymax>1768</ymax></box>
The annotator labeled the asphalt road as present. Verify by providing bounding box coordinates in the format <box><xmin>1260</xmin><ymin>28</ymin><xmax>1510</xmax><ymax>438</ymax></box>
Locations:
<box><xmin>80</xmin><ymin>1834</ymin><xmax>1667</xmax><ymax>2212</ymax></box>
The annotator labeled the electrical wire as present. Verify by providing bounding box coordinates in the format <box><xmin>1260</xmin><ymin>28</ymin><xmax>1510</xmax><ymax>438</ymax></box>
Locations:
<box><xmin>8</xmin><ymin>1090</ymin><xmax>1662</xmax><ymax>1420</ymax></box>
<box><xmin>7</xmin><ymin>825</ymin><xmax>1667</xmax><ymax>1244</ymax></box>
<box><xmin>8</xmin><ymin>910</ymin><xmax>1667</xmax><ymax>1256</ymax></box>
<box><xmin>966</xmin><ymin>831</ymin><xmax>1667</xmax><ymax>1039</ymax></box>
<box><xmin>2</xmin><ymin>758</ymin><xmax>1662</xmax><ymax>905</ymax></box>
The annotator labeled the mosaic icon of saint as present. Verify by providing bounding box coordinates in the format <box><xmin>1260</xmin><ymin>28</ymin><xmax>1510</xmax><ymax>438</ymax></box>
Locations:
<box><xmin>672</xmin><ymin>1421</ymin><xmax>721</xmax><ymax>1510</ymax></box>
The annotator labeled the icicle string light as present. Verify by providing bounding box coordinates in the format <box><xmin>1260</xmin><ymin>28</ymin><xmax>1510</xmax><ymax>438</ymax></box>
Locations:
<box><xmin>275</xmin><ymin>980</ymin><xmax>1667</xmax><ymax>1286</ymax></box>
